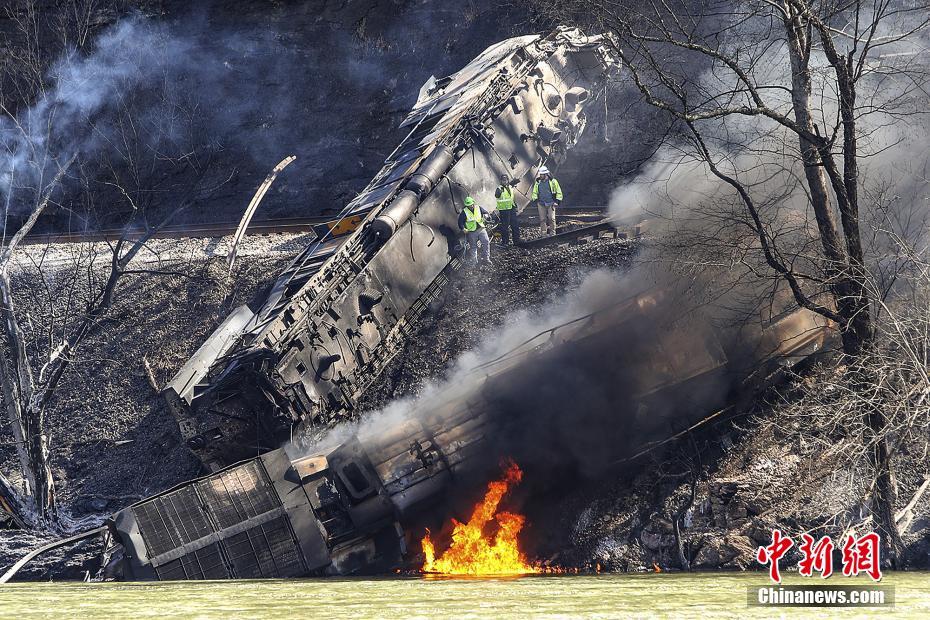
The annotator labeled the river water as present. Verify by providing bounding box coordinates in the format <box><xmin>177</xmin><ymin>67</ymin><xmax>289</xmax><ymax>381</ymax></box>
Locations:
<box><xmin>0</xmin><ymin>572</ymin><xmax>927</xmax><ymax>619</ymax></box>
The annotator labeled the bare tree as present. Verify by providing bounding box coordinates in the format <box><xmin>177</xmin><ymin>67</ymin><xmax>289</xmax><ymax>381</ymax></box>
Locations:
<box><xmin>0</xmin><ymin>11</ymin><xmax>229</xmax><ymax>529</ymax></box>
<box><xmin>531</xmin><ymin>0</ymin><xmax>930</xmax><ymax>561</ymax></box>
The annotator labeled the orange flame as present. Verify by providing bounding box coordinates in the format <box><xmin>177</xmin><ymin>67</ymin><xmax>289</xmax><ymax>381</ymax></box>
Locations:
<box><xmin>421</xmin><ymin>461</ymin><xmax>539</xmax><ymax>575</ymax></box>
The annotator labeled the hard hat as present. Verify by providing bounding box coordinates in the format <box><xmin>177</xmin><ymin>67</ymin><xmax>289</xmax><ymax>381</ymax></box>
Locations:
<box><xmin>464</xmin><ymin>196</ymin><xmax>475</xmax><ymax>206</ymax></box>
<box><xmin>538</xmin><ymin>165</ymin><xmax>551</xmax><ymax>176</ymax></box>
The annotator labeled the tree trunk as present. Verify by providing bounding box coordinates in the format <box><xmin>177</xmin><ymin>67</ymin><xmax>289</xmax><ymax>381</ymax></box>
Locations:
<box><xmin>0</xmin><ymin>158</ymin><xmax>74</xmax><ymax>529</ymax></box>
<box><xmin>0</xmin><ymin>272</ymin><xmax>59</xmax><ymax>527</ymax></box>
<box><xmin>0</xmin><ymin>273</ymin><xmax>43</xmax><ymax>527</ymax></box>
<box><xmin>782</xmin><ymin>13</ymin><xmax>870</xmax><ymax>356</ymax></box>
<box><xmin>25</xmin><ymin>404</ymin><xmax>57</xmax><ymax>526</ymax></box>
<box><xmin>782</xmin><ymin>6</ymin><xmax>897</xmax><ymax>560</ymax></box>
<box><xmin>811</xmin><ymin>14</ymin><xmax>898</xmax><ymax>561</ymax></box>
<box><xmin>870</xmin><ymin>413</ymin><xmax>903</xmax><ymax>565</ymax></box>
<box><xmin>782</xmin><ymin>11</ymin><xmax>846</xmax><ymax>268</ymax></box>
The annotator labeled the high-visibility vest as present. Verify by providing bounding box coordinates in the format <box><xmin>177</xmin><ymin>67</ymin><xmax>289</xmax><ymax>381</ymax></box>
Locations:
<box><xmin>496</xmin><ymin>186</ymin><xmax>515</xmax><ymax>210</ymax></box>
<box><xmin>463</xmin><ymin>206</ymin><xmax>484</xmax><ymax>231</ymax></box>
<box><xmin>532</xmin><ymin>178</ymin><xmax>563</xmax><ymax>202</ymax></box>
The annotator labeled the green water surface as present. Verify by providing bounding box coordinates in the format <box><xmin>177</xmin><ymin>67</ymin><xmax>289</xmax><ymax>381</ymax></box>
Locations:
<box><xmin>0</xmin><ymin>572</ymin><xmax>927</xmax><ymax>619</ymax></box>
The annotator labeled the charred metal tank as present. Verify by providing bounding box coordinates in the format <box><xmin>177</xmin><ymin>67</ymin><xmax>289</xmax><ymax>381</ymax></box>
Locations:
<box><xmin>164</xmin><ymin>28</ymin><xmax>621</xmax><ymax>470</ymax></box>
<box><xmin>101</xmin><ymin>283</ymin><xmax>831</xmax><ymax>580</ymax></box>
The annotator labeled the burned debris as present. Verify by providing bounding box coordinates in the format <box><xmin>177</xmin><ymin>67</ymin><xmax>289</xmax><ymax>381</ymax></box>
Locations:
<box><xmin>98</xmin><ymin>271</ymin><xmax>832</xmax><ymax>580</ymax></box>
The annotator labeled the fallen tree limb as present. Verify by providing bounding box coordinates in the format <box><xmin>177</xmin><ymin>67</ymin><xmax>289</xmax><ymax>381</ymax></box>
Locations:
<box><xmin>894</xmin><ymin>475</ymin><xmax>930</xmax><ymax>532</ymax></box>
<box><xmin>0</xmin><ymin>525</ymin><xmax>106</xmax><ymax>584</ymax></box>
<box><xmin>609</xmin><ymin>406</ymin><xmax>734</xmax><ymax>467</ymax></box>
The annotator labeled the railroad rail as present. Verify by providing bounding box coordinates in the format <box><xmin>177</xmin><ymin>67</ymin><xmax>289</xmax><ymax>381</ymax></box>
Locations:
<box><xmin>18</xmin><ymin>216</ymin><xmax>330</xmax><ymax>246</ymax></box>
<box><xmin>18</xmin><ymin>206</ymin><xmax>609</xmax><ymax>246</ymax></box>
<box><xmin>516</xmin><ymin>219</ymin><xmax>635</xmax><ymax>249</ymax></box>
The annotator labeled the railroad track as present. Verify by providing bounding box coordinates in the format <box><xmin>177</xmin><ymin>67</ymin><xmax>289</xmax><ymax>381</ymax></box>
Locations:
<box><xmin>516</xmin><ymin>219</ymin><xmax>636</xmax><ymax>249</ymax></box>
<box><xmin>20</xmin><ymin>216</ymin><xmax>330</xmax><ymax>246</ymax></box>
<box><xmin>19</xmin><ymin>207</ymin><xmax>611</xmax><ymax>246</ymax></box>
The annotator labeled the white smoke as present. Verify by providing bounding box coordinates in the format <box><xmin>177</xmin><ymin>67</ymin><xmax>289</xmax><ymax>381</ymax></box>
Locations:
<box><xmin>301</xmin><ymin>266</ymin><xmax>652</xmax><ymax>456</ymax></box>
<box><xmin>607</xmin><ymin>7</ymin><xmax>930</xmax><ymax>269</ymax></box>
<box><xmin>0</xmin><ymin>18</ymin><xmax>192</xmax><ymax>223</ymax></box>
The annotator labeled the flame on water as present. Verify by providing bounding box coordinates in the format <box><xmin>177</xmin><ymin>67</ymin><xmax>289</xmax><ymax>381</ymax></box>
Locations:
<box><xmin>421</xmin><ymin>461</ymin><xmax>540</xmax><ymax>575</ymax></box>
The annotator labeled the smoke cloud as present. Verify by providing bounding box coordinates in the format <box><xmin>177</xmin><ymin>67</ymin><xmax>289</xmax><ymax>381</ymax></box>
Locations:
<box><xmin>299</xmin><ymin>260</ymin><xmax>739</xmax><ymax>498</ymax></box>
<box><xmin>607</xmin><ymin>7</ymin><xmax>930</xmax><ymax>277</ymax></box>
<box><xmin>1</xmin><ymin>18</ymin><xmax>189</xmax><ymax>226</ymax></box>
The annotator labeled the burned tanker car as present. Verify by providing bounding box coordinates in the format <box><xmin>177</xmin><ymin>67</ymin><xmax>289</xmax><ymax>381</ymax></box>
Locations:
<box><xmin>165</xmin><ymin>27</ymin><xmax>619</xmax><ymax>471</ymax></box>
<box><xmin>101</xmin><ymin>284</ymin><xmax>830</xmax><ymax>580</ymax></box>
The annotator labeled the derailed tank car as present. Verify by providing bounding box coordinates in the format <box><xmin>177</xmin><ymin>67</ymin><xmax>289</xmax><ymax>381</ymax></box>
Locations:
<box><xmin>102</xmin><ymin>286</ymin><xmax>831</xmax><ymax>580</ymax></box>
<box><xmin>164</xmin><ymin>28</ymin><xmax>621</xmax><ymax>471</ymax></box>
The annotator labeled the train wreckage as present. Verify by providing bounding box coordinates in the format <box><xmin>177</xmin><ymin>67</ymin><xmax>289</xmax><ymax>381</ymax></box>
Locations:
<box><xmin>164</xmin><ymin>27</ymin><xmax>621</xmax><ymax>471</ymax></box>
<box><xmin>2</xmin><ymin>27</ymin><xmax>835</xmax><ymax>582</ymax></box>
<box><xmin>94</xmin><ymin>283</ymin><xmax>829</xmax><ymax>580</ymax></box>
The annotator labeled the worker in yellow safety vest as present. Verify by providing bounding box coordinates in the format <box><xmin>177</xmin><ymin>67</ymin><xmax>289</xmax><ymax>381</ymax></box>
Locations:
<box><xmin>457</xmin><ymin>196</ymin><xmax>493</xmax><ymax>266</ymax></box>
<box><xmin>531</xmin><ymin>165</ymin><xmax>563</xmax><ymax>236</ymax></box>
<box><xmin>494</xmin><ymin>174</ymin><xmax>521</xmax><ymax>245</ymax></box>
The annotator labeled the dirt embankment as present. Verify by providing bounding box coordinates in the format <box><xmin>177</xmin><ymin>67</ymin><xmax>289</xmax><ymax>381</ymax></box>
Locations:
<box><xmin>2</xmin><ymin>225</ymin><xmax>927</xmax><ymax>579</ymax></box>
<box><xmin>0</xmin><ymin>233</ymin><xmax>304</xmax><ymax>577</ymax></box>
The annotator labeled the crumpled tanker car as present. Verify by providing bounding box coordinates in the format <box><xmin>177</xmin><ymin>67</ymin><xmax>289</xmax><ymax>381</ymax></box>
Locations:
<box><xmin>100</xmin><ymin>284</ymin><xmax>830</xmax><ymax>580</ymax></box>
<box><xmin>164</xmin><ymin>27</ymin><xmax>621</xmax><ymax>471</ymax></box>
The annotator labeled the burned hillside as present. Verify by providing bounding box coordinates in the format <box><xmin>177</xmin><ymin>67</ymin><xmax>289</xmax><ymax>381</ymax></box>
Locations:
<box><xmin>0</xmin><ymin>235</ymin><xmax>305</xmax><ymax>516</ymax></box>
<box><xmin>0</xmin><ymin>225</ymin><xmax>630</xmax><ymax>579</ymax></box>
<box><xmin>0</xmin><ymin>0</ymin><xmax>928</xmax><ymax>587</ymax></box>
<box><xmin>530</xmin><ymin>370</ymin><xmax>930</xmax><ymax>573</ymax></box>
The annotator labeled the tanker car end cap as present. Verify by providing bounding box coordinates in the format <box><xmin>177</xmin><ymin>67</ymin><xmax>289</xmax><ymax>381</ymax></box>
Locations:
<box><xmin>371</xmin><ymin>190</ymin><xmax>420</xmax><ymax>242</ymax></box>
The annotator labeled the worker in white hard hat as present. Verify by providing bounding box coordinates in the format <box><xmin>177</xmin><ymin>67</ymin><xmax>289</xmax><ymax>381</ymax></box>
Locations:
<box><xmin>531</xmin><ymin>165</ymin><xmax>563</xmax><ymax>236</ymax></box>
